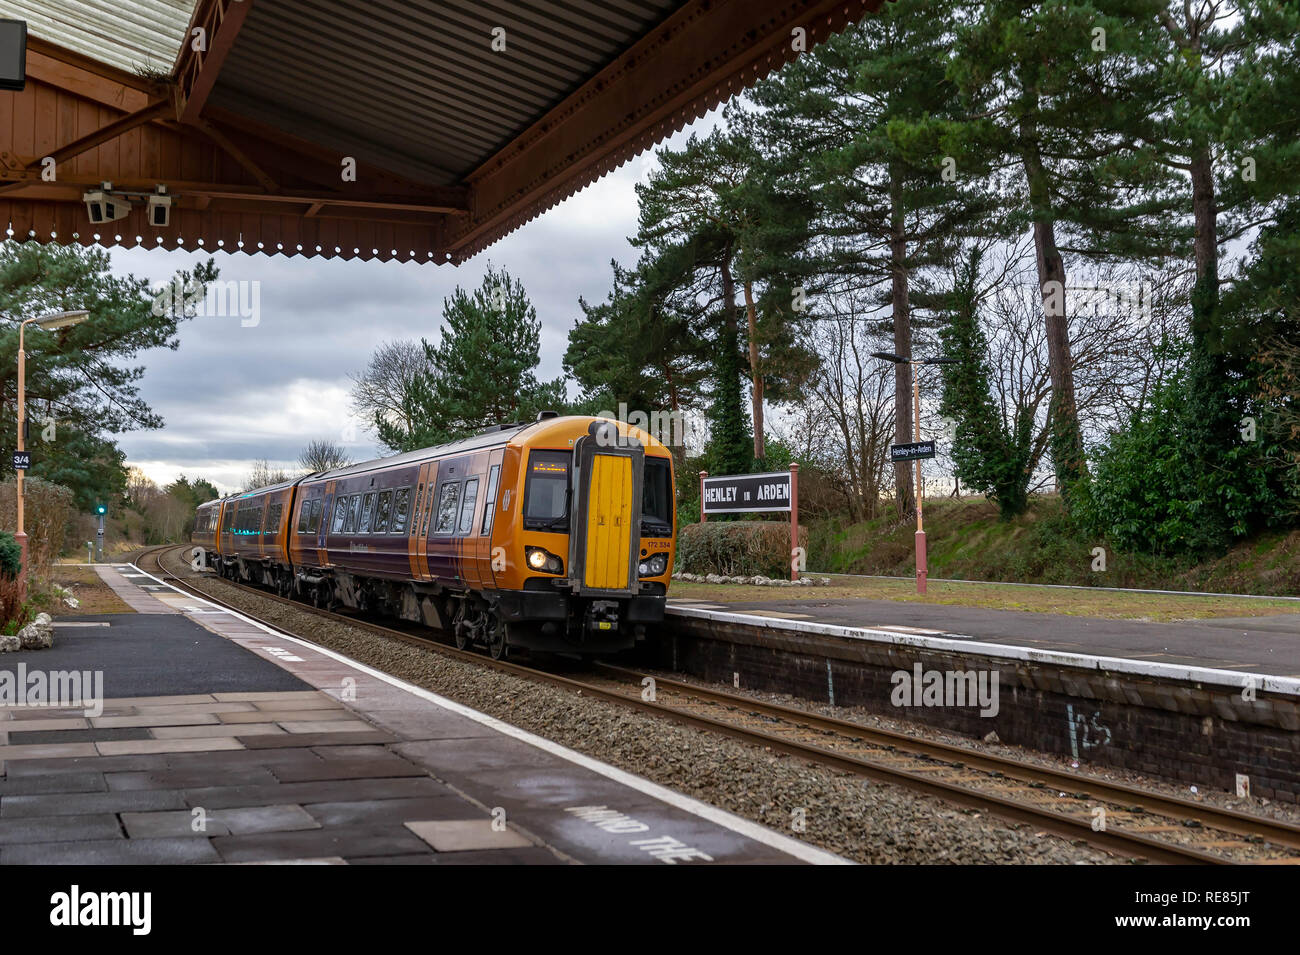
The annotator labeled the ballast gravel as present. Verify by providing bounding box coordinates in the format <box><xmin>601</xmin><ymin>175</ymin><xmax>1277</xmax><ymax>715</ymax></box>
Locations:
<box><xmin>159</xmin><ymin>549</ymin><xmax>1120</xmax><ymax>865</ymax></box>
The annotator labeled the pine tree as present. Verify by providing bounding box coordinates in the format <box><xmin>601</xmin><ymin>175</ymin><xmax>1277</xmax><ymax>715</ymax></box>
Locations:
<box><xmin>749</xmin><ymin>0</ymin><xmax>1001</xmax><ymax>512</ymax></box>
<box><xmin>947</xmin><ymin>0</ymin><xmax>1177</xmax><ymax>509</ymax></box>
<box><xmin>633</xmin><ymin>128</ymin><xmax>814</xmax><ymax>465</ymax></box>
<box><xmin>377</xmin><ymin>266</ymin><xmax>566</xmax><ymax>452</ymax></box>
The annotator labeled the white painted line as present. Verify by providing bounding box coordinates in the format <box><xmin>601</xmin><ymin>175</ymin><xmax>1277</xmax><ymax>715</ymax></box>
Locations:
<box><xmin>128</xmin><ymin>564</ymin><xmax>848</xmax><ymax>865</ymax></box>
<box><xmin>667</xmin><ymin>606</ymin><xmax>1300</xmax><ymax>696</ymax></box>
<box><xmin>818</xmin><ymin>571</ymin><xmax>1300</xmax><ymax>602</ymax></box>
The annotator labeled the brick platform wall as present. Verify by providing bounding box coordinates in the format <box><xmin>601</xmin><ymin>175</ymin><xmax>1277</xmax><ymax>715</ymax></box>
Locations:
<box><xmin>650</xmin><ymin>615</ymin><xmax>1300</xmax><ymax>802</ymax></box>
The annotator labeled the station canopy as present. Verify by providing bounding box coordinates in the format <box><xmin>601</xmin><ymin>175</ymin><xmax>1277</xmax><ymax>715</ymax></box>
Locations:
<box><xmin>0</xmin><ymin>0</ymin><xmax>882</xmax><ymax>264</ymax></box>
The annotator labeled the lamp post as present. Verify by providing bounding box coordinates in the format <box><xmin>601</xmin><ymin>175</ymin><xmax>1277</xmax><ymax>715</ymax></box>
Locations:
<box><xmin>871</xmin><ymin>352</ymin><xmax>958</xmax><ymax>595</ymax></box>
<box><xmin>15</xmin><ymin>309</ymin><xmax>90</xmax><ymax>603</ymax></box>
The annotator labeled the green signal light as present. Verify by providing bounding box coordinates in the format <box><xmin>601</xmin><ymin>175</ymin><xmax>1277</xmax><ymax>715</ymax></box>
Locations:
<box><xmin>95</xmin><ymin>505</ymin><xmax>106</xmax><ymax>515</ymax></box>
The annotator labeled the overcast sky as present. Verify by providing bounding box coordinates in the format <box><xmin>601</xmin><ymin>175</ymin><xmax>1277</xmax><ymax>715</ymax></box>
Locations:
<box><xmin>110</xmin><ymin>113</ymin><xmax>721</xmax><ymax>494</ymax></box>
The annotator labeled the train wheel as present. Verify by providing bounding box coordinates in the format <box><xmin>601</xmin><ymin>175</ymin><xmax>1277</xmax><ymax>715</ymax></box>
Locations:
<box><xmin>451</xmin><ymin>602</ymin><xmax>469</xmax><ymax>650</ymax></box>
<box><xmin>486</xmin><ymin>614</ymin><xmax>507</xmax><ymax>661</ymax></box>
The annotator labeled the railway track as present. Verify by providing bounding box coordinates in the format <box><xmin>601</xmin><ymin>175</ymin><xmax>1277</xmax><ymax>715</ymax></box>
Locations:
<box><xmin>140</xmin><ymin>543</ymin><xmax>1300</xmax><ymax>865</ymax></box>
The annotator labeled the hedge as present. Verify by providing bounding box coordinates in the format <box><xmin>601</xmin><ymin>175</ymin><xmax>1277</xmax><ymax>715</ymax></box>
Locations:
<box><xmin>675</xmin><ymin>520</ymin><xmax>808</xmax><ymax>578</ymax></box>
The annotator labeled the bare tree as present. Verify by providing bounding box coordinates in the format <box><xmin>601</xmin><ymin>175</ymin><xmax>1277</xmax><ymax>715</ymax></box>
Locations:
<box><xmin>349</xmin><ymin>340</ymin><xmax>430</xmax><ymax>438</ymax></box>
<box><xmin>244</xmin><ymin>459</ymin><xmax>292</xmax><ymax>492</ymax></box>
<box><xmin>797</xmin><ymin>294</ymin><xmax>895</xmax><ymax>521</ymax></box>
<box><xmin>298</xmin><ymin>439</ymin><xmax>353</xmax><ymax>474</ymax></box>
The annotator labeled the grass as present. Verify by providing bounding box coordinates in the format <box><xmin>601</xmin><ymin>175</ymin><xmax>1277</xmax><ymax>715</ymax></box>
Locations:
<box><xmin>669</xmin><ymin>576</ymin><xmax>1300</xmax><ymax>622</ymax></box>
<box><xmin>805</xmin><ymin>495</ymin><xmax>1300</xmax><ymax>597</ymax></box>
<box><xmin>44</xmin><ymin>565</ymin><xmax>134</xmax><ymax>616</ymax></box>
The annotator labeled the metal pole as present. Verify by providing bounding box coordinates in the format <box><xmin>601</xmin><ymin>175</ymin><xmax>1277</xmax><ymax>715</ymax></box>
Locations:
<box><xmin>698</xmin><ymin>470</ymin><xmax>708</xmax><ymax>523</ymax></box>
<box><xmin>789</xmin><ymin>462</ymin><xmax>800</xmax><ymax>582</ymax></box>
<box><xmin>95</xmin><ymin>513</ymin><xmax>104</xmax><ymax>561</ymax></box>
<box><xmin>15</xmin><ymin>320</ymin><xmax>27</xmax><ymax>604</ymax></box>
<box><xmin>913</xmin><ymin>362</ymin><xmax>926</xmax><ymax>595</ymax></box>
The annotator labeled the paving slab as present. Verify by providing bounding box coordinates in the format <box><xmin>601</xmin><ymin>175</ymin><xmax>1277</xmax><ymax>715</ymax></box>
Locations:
<box><xmin>0</xmin><ymin>564</ymin><xmax>845</xmax><ymax>866</ymax></box>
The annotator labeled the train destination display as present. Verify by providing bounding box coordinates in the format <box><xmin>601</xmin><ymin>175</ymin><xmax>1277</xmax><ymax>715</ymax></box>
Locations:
<box><xmin>701</xmin><ymin>471</ymin><xmax>793</xmax><ymax>515</ymax></box>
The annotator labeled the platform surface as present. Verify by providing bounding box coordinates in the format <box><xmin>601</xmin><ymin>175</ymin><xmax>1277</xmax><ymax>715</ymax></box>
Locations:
<box><xmin>668</xmin><ymin>592</ymin><xmax>1300</xmax><ymax>680</ymax></box>
<box><xmin>0</xmin><ymin>565</ymin><xmax>837</xmax><ymax>865</ymax></box>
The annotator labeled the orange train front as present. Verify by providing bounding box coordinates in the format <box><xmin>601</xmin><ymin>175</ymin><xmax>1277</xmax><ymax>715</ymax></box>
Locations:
<box><xmin>192</xmin><ymin>414</ymin><xmax>675</xmax><ymax>658</ymax></box>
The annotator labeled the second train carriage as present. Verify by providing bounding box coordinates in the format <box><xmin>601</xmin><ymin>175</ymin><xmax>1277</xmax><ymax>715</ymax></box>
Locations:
<box><xmin>191</xmin><ymin>414</ymin><xmax>676</xmax><ymax>657</ymax></box>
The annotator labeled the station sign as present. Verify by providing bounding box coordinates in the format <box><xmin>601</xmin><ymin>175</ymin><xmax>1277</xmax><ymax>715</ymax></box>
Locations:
<box><xmin>889</xmin><ymin>440</ymin><xmax>936</xmax><ymax>463</ymax></box>
<box><xmin>12</xmin><ymin>451</ymin><xmax>30</xmax><ymax>470</ymax></box>
<box><xmin>701</xmin><ymin>470</ymin><xmax>792</xmax><ymax>515</ymax></box>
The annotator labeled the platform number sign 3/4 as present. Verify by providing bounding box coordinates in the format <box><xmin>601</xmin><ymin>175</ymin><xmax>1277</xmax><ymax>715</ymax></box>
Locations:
<box><xmin>12</xmin><ymin>451</ymin><xmax>30</xmax><ymax>470</ymax></box>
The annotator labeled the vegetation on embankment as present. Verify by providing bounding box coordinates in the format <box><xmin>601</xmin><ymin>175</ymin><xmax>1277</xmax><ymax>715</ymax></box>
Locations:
<box><xmin>806</xmin><ymin>495</ymin><xmax>1300</xmax><ymax>597</ymax></box>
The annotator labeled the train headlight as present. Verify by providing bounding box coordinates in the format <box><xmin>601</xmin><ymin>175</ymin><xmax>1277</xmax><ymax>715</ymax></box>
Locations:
<box><xmin>525</xmin><ymin>546</ymin><xmax>564</xmax><ymax>575</ymax></box>
<box><xmin>638</xmin><ymin>553</ymin><xmax>668</xmax><ymax>577</ymax></box>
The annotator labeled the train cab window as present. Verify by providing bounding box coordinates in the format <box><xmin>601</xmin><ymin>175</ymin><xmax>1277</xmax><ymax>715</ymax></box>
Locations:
<box><xmin>331</xmin><ymin>496</ymin><xmax>349</xmax><ymax>534</ymax></box>
<box><xmin>391</xmin><ymin>487</ymin><xmax>411</xmax><ymax>534</ymax></box>
<box><xmin>524</xmin><ymin>451</ymin><xmax>570</xmax><ymax>531</ymax></box>
<box><xmin>481</xmin><ymin>465</ymin><xmax>500</xmax><ymax>535</ymax></box>
<box><xmin>433</xmin><ymin>482</ymin><xmax>461</xmax><ymax>535</ymax></box>
<box><xmin>307</xmin><ymin>499</ymin><xmax>323</xmax><ymax>534</ymax></box>
<box><xmin>358</xmin><ymin>492</ymin><xmax>377</xmax><ymax>533</ymax></box>
<box><xmin>373</xmin><ymin>490</ymin><xmax>393</xmax><ymax>533</ymax></box>
<box><xmin>458</xmin><ymin>478</ymin><xmax>479</xmax><ymax>535</ymax></box>
<box><xmin>344</xmin><ymin>494</ymin><xmax>362</xmax><ymax>533</ymax></box>
<box><xmin>642</xmin><ymin>457</ymin><xmax>674</xmax><ymax>537</ymax></box>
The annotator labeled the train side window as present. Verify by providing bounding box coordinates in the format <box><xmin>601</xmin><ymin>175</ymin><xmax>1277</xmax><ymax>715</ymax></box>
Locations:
<box><xmin>344</xmin><ymin>494</ymin><xmax>362</xmax><ymax>533</ymax></box>
<box><xmin>480</xmin><ymin>464</ymin><xmax>500</xmax><ymax>535</ymax></box>
<box><xmin>373</xmin><ymin>490</ymin><xmax>393</xmax><ymax>533</ymax></box>
<box><xmin>296</xmin><ymin>499</ymin><xmax>311</xmax><ymax>533</ymax></box>
<box><xmin>358</xmin><ymin>492</ymin><xmax>377</xmax><ymax>533</ymax></box>
<box><xmin>412</xmin><ymin>482</ymin><xmax>424</xmax><ymax>536</ymax></box>
<box><xmin>391</xmin><ymin>487</ymin><xmax>411</xmax><ymax>534</ymax></box>
<box><xmin>434</xmin><ymin>482</ymin><xmax>461</xmax><ymax>535</ymax></box>
<box><xmin>331</xmin><ymin>496</ymin><xmax>349</xmax><ymax>534</ymax></box>
<box><xmin>458</xmin><ymin>478</ymin><xmax>480</xmax><ymax>535</ymax></box>
<box><xmin>223</xmin><ymin>506</ymin><xmax>234</xmax><ymax>532</ymax></box>
<box><xmin>307</xmin><ymin>499</ymin><xmax>323</xmax><ymax>534</ymax></box>
<box><xmin>267</xmin><ymin>502</ymin><xmax>282</xmax><ymax>534</ymax></box>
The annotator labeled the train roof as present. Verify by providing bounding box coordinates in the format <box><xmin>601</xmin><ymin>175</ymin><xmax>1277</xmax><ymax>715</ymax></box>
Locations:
<box><xmin>302</xmin><ymin>418</ymin><xmax>548</xmax><ymax>485</ymax></box>
<box><xmin>222</xmin><ymin>414</ymin><xmax>671</xmax><ymax>500</ymax></box>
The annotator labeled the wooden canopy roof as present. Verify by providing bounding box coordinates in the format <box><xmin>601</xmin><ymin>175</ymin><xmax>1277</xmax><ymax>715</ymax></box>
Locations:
<box><xmin>0</xmin><ymin>0</ymin><xmax>882</xmax><ymax>264</ymax></box>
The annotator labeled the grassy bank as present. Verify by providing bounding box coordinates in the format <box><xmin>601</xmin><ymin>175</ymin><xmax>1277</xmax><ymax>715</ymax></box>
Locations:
<box><xmin>806</xmin><ymin>495</ymin><xmax>1300</xmax><ymax>597</ymax></box>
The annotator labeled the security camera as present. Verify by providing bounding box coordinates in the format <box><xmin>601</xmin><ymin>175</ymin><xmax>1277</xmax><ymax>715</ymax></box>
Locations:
<box><xmin>148</xmin><ymin>186</ymin><xmax>171</xmax><ymax>227</ymax></box>
<box><xmin>83</xmin><ymin>183</ymin><xmax>130</xmax><ymax>224</ymax></box>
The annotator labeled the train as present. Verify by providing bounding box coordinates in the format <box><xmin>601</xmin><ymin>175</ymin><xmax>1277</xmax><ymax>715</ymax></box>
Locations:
<box><xmin>191</xmin><ymin>414</ymin><xmax>675</xmax><ymax>658</ymax></box>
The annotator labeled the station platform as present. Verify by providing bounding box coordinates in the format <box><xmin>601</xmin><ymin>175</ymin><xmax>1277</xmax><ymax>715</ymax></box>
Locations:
<box><xmin>0</xmin><ymin>565</ymin><xmax>840</xmax><ymax>866</ymax></box>
<box><xmin>667</xmin><ymin>591</ymin><xmax>1300</xmax><ymax>681</ymax></box>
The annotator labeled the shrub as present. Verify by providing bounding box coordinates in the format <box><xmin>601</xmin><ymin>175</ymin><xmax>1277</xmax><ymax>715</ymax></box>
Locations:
<box><xmin>675</xmin><ymin>520</ymin><xmax>808</xmax><ymax>578</ymax></box>
<box><xmin>0</xmin><ymin>477</ymin><xmax>75</xmax><ymax>576</ymax></box>
<box><xmin>0</xmin><ymin>530</ymin><xmax>20</xmax><ymax>578</ymax></box>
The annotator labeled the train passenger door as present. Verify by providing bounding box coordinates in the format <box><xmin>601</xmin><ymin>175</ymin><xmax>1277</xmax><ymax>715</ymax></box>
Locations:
<box><xmin>410</xmin><ymin>462</ymin><xmax>435</xmax><ymax>581</ymax></box>
<box><xmin>474</xmin><ymin>450</ymin><xmax>505</xmax><ymax>589</ymax></box>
